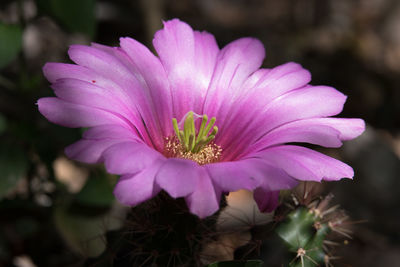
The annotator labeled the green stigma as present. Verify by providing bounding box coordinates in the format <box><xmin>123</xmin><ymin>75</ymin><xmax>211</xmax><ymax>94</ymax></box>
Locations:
<box><xmin>172</xmin><ymin>111</ymin><xmax>218</xmax><ymax>153</ymax></box>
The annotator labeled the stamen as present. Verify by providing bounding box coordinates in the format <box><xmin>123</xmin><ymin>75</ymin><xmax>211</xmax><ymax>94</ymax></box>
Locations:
<box><xmin>202</xmin><ymin>117</ymin><xmax>216</xmax><ymax>140</ymax></box>
<box><xmin>164</xmin><ymin>111</ymin><xmax>222</xmax><ymax>165</ymax></box>
<box><xmin>197</xmin><ymin>115</ymin><xmax>208</xmax><ymax>141</ymax></box>
<box><xmin>172</xmin><ymin>118</ymin><xmax>181</xmax><ymax>142</ymax></box>
<box><xmin>170</xmin><ymin>111</ymin><xmax>219</xmax><ymax>153</ymax></box>
<box><xmin>188</xmin><ymin>134</ymin><xmax>195</xmax><ymax>151</ymax></box>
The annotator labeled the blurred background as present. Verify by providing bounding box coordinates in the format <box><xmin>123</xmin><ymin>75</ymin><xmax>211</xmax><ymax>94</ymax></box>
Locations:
<box><xmin>0</xmin><ymin>0</ymin><xmax>399</xmax><ymax>266</ymax></box>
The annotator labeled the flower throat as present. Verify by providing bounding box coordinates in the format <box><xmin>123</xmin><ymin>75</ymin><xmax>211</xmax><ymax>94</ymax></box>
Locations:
<box><xmin>164</xmin><ymin>111</ymin><xmax>221</xmax><ymax>165</ymax></box>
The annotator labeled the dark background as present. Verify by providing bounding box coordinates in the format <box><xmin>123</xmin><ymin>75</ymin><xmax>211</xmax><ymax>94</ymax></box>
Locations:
<box><xmin>0</xmin><ymin>0</ymin><xmax>399</xmax><ymax>266</ymax></box>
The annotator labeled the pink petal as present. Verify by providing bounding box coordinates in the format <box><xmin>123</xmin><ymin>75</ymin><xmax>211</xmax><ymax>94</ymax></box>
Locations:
<box><xmin>246</xmin><ymin>159</ymin><xmax>299</xmax><ymax>190</ymax></box>
<box><xmin>43</xmin><ymin>63</ymin><xmax>156</xmax><ymax>139</ymax></box>
<box><xmin>153</xmin><ymin>19</ymin><xmax>219</xmax><ymax>119</ymax></box>
<box><xmin>255</xmin><ymin>124</ymin><xmax>343</xmax><ymax>149</ymax></box>
<box><xmin>43</xmin><ymin>62</ymin><xmax>99</xmax><ymax>83</ymax></box>
<box><xmin>153</xmin><ymin>19</ymin><xmax>195</xmax><ymax>76</ymax></box>
<box><xmin>155</xmin><ymin>158</ymin><xmax>199</xmax><ymax>198</ymax></box>
<box><xmin>65</xmin><ymin>125</ymin><xmax>142</xmax><ymax>163</ymax></box>
<box><xmin>43</xmin><ymin>62</ymin><xmax>137</xmax><ymax>107</ymax></box>
<box><xmin>203</xmin><ymin>37</ymin><xmax>265</xmax><ymax>121</ymax></box>
<box><xmin>214</xmin><ymin>63</ymin><xmax>312</xmax><ymax>154</ymax></box>
<box><xmin>217</xmin><ymin>63</ymin><xmax>311</xmax><ymax>136</ymax></box>
<box><xmin>313</xmin><ymin>118</ymin><xmax>366</xmax><ymax>141</ymax></box>
<box><xmin>103</xmin><ymin>142</ymin><xmax>164</xmax><ymax>175</ymax></box>
<box><xmin>65</xmin><ymin>139</ymin><xmax>123</xmax><ymax>164</ymax></box>
<box><xmin>52</xmin><ymin>78</ymin><xmax>137</xmax><ymax>123</ymax></box>
<box><xmin>248</xmin><ymin>117</ymin><xmax>365</xmax><ymax>152</ymax></box>
<box><xmin>119</xmin><ymin>37</ymin><xmax>173</xmax><ymax>137</ymax></box>
<box><xmin>81</xmin><ymin>124</ymin><xmax>141</xmax><ymax>140</ymax></box>
<box><xmin>253</xmin><ymin>190</ymin><xmax>280</xmax><ymax>213</ymax></box>
<box><xmin>68</xmin><ymin>45</ymin><xmax>142</xmax><ymax>99</ymax></box>
<box><xmin>113</xmin><ymin>163</ymin><xmax>163</xmax><ymax>206</ymax></box>
<box><xmin>43</xmin><ymin>62</ymin><xmax>157</xmax><ymax>147</ymax></box>
<box><xmin>44</xmin><ymin>60</ymin><xmax>138</xmax><ymax>111</ymax></box>
<box><xmin>207</xmin><ymin>158</ymin><xmax>298</xmax><ymax>204</ymax></box>
<box><xmin>185</xmin><ymin>169</ymin><xmax>219</xmax><ymax>218</ymax></box>
<box><xmin>259</xmin><ymin>85</ymin><xmax>347</xmax><ymax>127</ymax></box>
<box><xmin>254</xmin><ymin>145</ymin><xmax>354</xmax><ymax>182</ymax></box>
<box><xmin>206</xmin><ymin>160</ymin><xmax>262</xmax><ymax>192</ymax></box>
<box><xmin>242</xmin><ymin>62</ymin><xmax>311</xmax><ymax>103</ymax></box>
<box><xmin>37</xmin><ymin>97</ymin><xmax>125</xmax><ymax>128</ymax></box>
<box><xmin>68</xmin><ymin>44</ymin><xmax>164</xmax><ymax>149</ymax></box>
<box><xmin>223</xmin><ymin>85</ymin><xmax>347</xmax><ymax>160</ymax></box>
<box><xmin>239</xmin><ymin>159</ymin><xmax>296</xmax><ymax>212</ymax></box>
<box><xmin>193</xmin><ymin>31</ymin><xmax>220</xmax><ymax>90</ymax></box>
<box><xmin>44</xmin><ymin>62</ymin><xmax>142</xmax><ymax>122</ymax></box>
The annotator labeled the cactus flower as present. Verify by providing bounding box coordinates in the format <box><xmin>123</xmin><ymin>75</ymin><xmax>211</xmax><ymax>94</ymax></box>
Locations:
<box><xmin>38</xmin><ymin>19</ymin><xmax>364</xmax><ymax>218</ymax></box>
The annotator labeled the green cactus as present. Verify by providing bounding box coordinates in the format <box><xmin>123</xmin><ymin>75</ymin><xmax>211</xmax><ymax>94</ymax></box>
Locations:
<box><xmin>275</xmin><ymin>194</ymin><xmax>350</xmax><ymax>267</ymax></box>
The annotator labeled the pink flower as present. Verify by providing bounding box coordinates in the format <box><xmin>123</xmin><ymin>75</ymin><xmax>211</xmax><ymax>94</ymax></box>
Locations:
<box><xmin>38</xmin><ymin>19</ymin><xmax>364</xmax><ymax>218</ymax></box>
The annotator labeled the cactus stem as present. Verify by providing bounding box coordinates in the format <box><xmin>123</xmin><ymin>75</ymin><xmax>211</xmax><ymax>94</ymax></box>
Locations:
<box><xmin>276</xmin><ymin>190</ymin><xmax>356</xmax><ymax>267</ymax></box>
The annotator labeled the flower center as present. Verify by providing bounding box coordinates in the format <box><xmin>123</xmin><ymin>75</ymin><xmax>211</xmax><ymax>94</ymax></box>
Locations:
<box><xmin>163</xmin><ymin>111</ymin><xmax>222</xmax><ymax>165</ymax></box>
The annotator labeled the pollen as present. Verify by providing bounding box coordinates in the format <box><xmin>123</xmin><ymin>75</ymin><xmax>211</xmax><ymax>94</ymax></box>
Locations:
<box><xmin>164</xmin><ymin>136</ymin><xmax>222</xmax><ymax>165</ymax></box>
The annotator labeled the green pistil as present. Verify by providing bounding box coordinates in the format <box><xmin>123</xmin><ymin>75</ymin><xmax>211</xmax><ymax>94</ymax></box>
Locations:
<box><xmin>172</xmin><ymin>111</ymin><xmax>218</xmax><ymax>153</ymax></box>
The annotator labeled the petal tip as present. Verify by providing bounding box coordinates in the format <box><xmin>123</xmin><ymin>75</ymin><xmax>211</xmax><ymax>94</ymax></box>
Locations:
<box><xmin>42</xmin><ymin>62</ymin><xmax>53</xmax><ymax>79</ymax></box>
